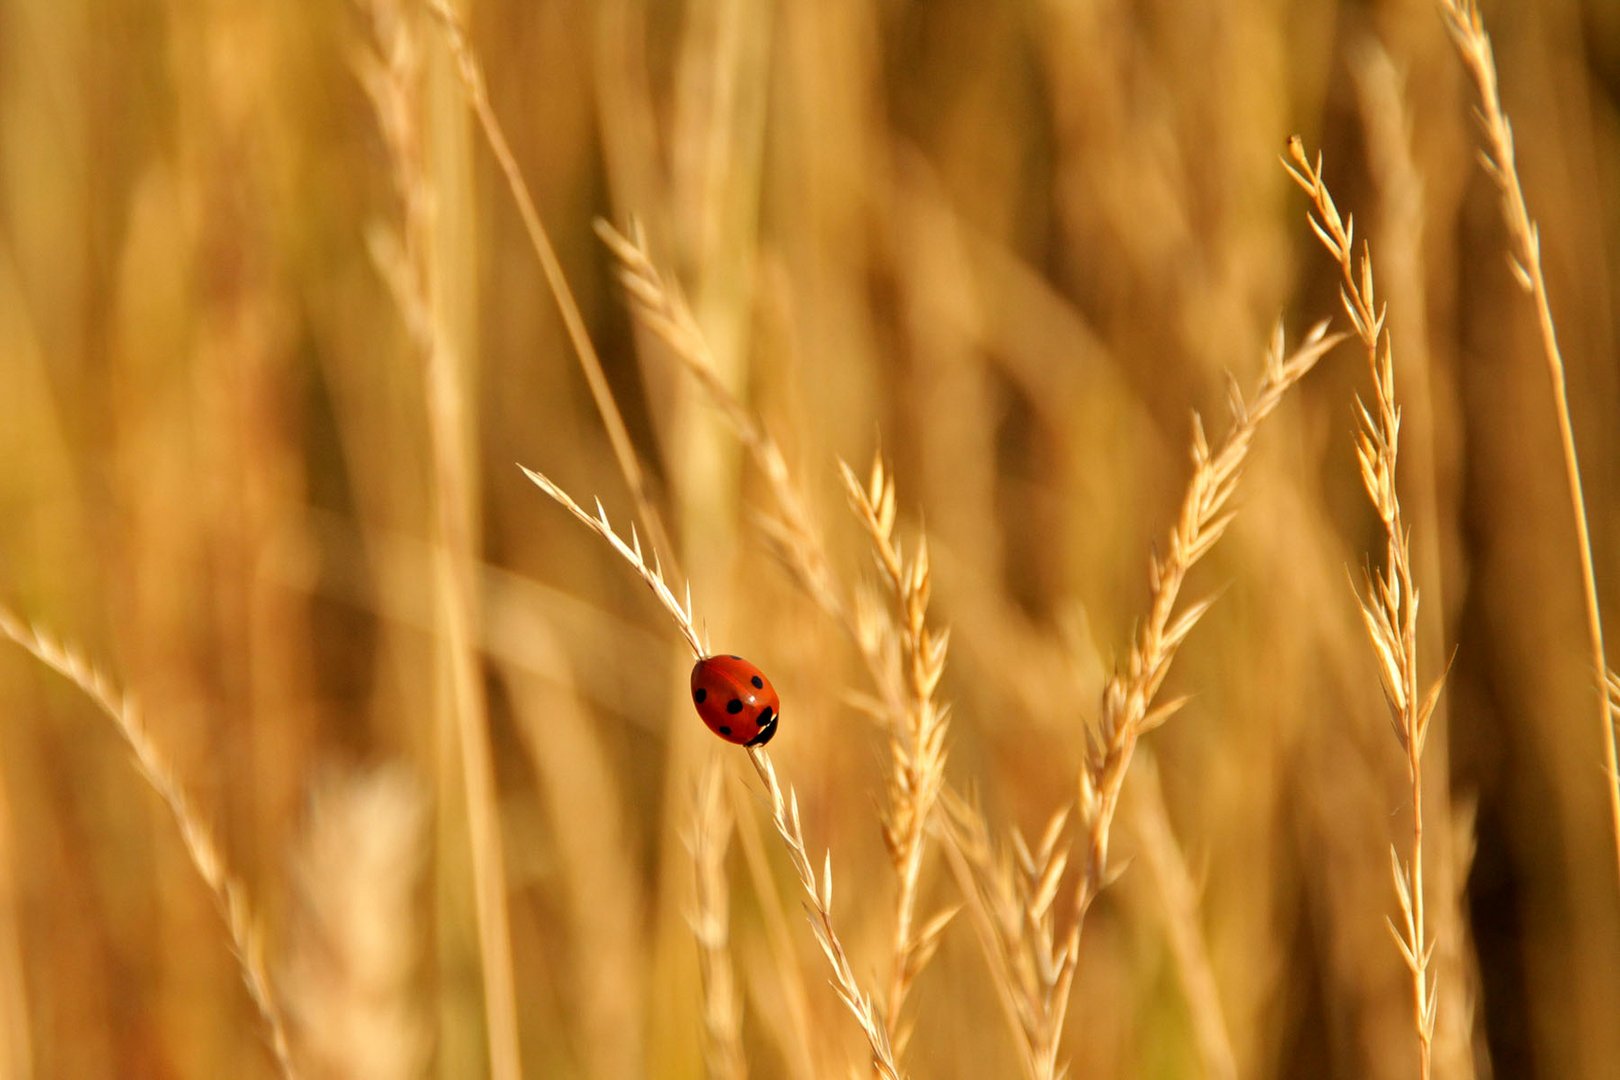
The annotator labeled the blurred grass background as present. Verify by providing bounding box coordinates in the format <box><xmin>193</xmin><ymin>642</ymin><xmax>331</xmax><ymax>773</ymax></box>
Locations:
<box><xmin>1</xmin><ymin>0</ymin><xmax>1619</xmax><ymax>1076</ymax></box>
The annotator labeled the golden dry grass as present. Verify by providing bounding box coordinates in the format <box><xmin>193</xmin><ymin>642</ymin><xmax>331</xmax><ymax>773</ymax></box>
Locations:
<box><xmin>1285</xmin><ymin>136</ymin><xmax>1453</xmax><ymax>1079</ymax></box>
<box><xmin>2</xmin><ymin>0</ymin><xmax>1619</xmax><ymax>1077</ymax></box>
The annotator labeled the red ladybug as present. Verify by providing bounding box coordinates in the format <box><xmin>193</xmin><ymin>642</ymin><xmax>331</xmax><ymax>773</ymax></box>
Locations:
<box><xmin>690</xmin><ymin>654</ymin><xmax>780</xmax><ymax>746</ymax></box>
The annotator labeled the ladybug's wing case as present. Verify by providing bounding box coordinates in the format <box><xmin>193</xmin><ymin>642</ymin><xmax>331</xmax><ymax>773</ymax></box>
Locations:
<box><xmin>710</xmin><ymin>667</ymin><xmax>762</xmax><ymax>724</ymax></box>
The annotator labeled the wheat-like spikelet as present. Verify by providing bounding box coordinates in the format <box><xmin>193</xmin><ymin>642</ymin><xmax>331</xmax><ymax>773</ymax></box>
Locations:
<box><xmin>520</xmin><ymin>466</ymin><xmax>900</xmax><ymax>1074</ymax></box>
<box><xmin>286</xmin><ymin>767</ymin><xmax>429</xmax><ymax>1080</ymax></box>
<box><xmin>1045</xmin><ymin>322</ymin><xmax>1340</xmax><ymax>1073</ymax></box>
<box><xmin>594</xmin><ymin>225</ymin><xmax>959</xmax><ymax>1053</ymax></box>
<box><xmin>519</xmin><ymin>465</ymin><xmax>705</xmax><ymax>659</ymax></box>
<box><xmin>0</xmin><ymin>606</ymin><xmax>297</xmax><ymax>1078</ymax></box>
<box><xmin>839</xmin><ymin>455</ymin><xmax>957</xmax><ymax>1050</ymax></box>
<box><xmin>594</xmin><ymin>218</ymin><xmax>846</xmax><ymax>623</ymax></box>
<box><xmin>569</xmin><ymin>218</ymin><xmax>953</xmax><ymax>1061</ymax></box>
<box><xmin>594</xmin><ymin>229</ymin><xmax>961</xmax><ymax>1035</ymax></box>
<box><xmin>1434</xmin><ymin>0</ymin><xmax>1620</xmax><ymax>887</ymax></box>
<box><xmin>744</xmin><ymin>747</ymin><xmax>904</xmax><ymax>1080</ymax></box>
<box><xmin>1285</xmin><ymin>136</ymin><xmax>1451</xmax><ymax>1079</ymax></box>
<box><xmin>689</xmin><ymin>760</ymin><xmax>748</xmax><ymax>1080</ymax></box>
<box><xmin>941</xmin><ymin>791</ymin><xmax>1069</xmax><ymax>1080</ymax></box>
<box><xmin>592</xmin><ymin>227</ymin><xmax>970</xmax><ymax>1039</ymax></box>
<box><xmin>357</xmin><ymin>4</ymin><xmax>522</xmax><ymax>1074</ymax></box>
<box><xmin>949</xmin><ymin>726</ymin><xmax>1238</xmax><ymax>1080</ymax></box>
<box><xmin>1351</xmin><ymin>48</ymin><xmax>1479</xmax><ymax>1079</ymax></box>
<box><xmin>423</xmin><ymin>0</ymin><xmax>676</xmax><ymax>565</ymax></box>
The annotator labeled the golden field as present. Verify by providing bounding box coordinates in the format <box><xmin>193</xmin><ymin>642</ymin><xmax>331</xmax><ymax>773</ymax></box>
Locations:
<box><xmin>1</xmin><ymin>0</ymin><xmax>1619</xmax><ymax>1077</ymax></box>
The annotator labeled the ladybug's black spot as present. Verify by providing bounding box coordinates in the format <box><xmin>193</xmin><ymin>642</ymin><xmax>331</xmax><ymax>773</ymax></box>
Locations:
<box><xmin>747</xmin><ymin>709</ymin><xmax>779</xmax><ymax>746</ymax></box>
<box><xmin>694</xmin><ymin>687</ymin><xmax>707</xmax><ymax>704</ymax></box>
<box><xmin>751</xmin><ymin>675</ymin><xmax>764</xmax><ymax>689</ymax></box>
<box><xmin>718</xmin><ymin>725</ymin><xmax>732</xmax><ymax>737</ymax></box>
<box><xmin>726</xmin><ymin>698</ymin><xmax>743</xmax><ymax>715</ymax></box>
<box><xmin>728</xmin><ymin>654</ymin><xmax>741</xmax><ymax>660</ymax></box>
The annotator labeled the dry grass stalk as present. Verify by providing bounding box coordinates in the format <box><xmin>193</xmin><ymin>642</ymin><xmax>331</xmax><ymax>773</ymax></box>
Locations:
<box><xmin>1126</xmin><ymin>756</ymin><xmax>1238</xmax><ymax>1080</ymax></box>
<box><xmin>840</xmin><ymin>456</ymin><xmax>957</xmax><ymax>1050</ymax></box>
<box><xmin>596</xmin><ymin>220</ymin><xmax>965</xmax><ymax>1043</ymax></box>
<box><xmin>1352</xmin><ymin>49</ymin><xmax>1479</xmax><ymax>1079</ymax></box>
<box><xmin>0</xmin><ymin>769</ymin><xmax>28</xmax><ymax>1080</ymax></box>
<box><xmin>690</xmin><ymin>760</ymin><xmax>748</xmax><ymax>1080</ymax></box>
<box><xmin>423</xmin><ymin>0</ymin><xmax>677</xmax><ymax>565</ymax></box>
<box><xmin>594</xmin><ymin>218</ymin><xmax>845</xmax><ymax>622</ymax></box>
<box><xmin>946</xmin><ymin>327</ymin><xmax>1334</xmax><ymax>1078</ymax></box>
<box><xmin>1285</xmin><ymin>136</ymin><xmax>1450</xmax><ymax>1079</ymax></box>
<box><xmin>592</xmin><ymin>224</ymin><xmax>907</xmax><ymax>721</ymax></box>
<box><xmin>520</xmin><ymin>466</ymin><xmax>901</xmax><ymax>1074</ymax></box>
<box><xmin>595</xmin><ymin>225</ymin><xmax>956</xmax><ymax>1053</ymax></box>
<box><xmin>1048</xmin><ymin>323</ymin><xmax>1341</xmax><ymax>1071</ymax></box>
<box><xmin>286</xmin><ymin>767</ymin><xmax>429</xmax><ymax>1080</ymax></box>
<box><xmin>357</xmin><ymin>5</ymin><xmax>522</xmax><ymax>1076</ymax></box>
<box><xmin>744</xmin><ymin>746</ymin><xmax>904</xmax><ymax>1080</ymax></box>
<box><xmin>501</xmin><ymin>622</ymin><xmax>649</xmax><ymax>1078</ymax></box>
<box><xmin>0</xmin><ymin>606</ymin><xmax>297</xmax><ymax>1078</ymax></box>
<box><xmin>727</xmin><ymin>781</ymin><xmax>827</xmax><ymax>1080</ymax></box>
<box><xmin>941</xmin><ymin>792</ymin><xmax>1070</xmax><ymax>1080</ymax></box>
<box><xmin>1435</xmin><ymin>0</ymin><xmax>1620</xmax><ymax>884</ymax></box>
<box><xmin>1444</xmin><ymin>798</ymin><xmax>1484</xmax><ymax>1076</ymax></box>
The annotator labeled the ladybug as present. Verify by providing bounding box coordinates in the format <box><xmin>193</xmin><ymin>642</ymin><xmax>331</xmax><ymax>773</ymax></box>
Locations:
<box><xmin>690</xmin><ymin>654</ymin><xmax>780</xmax><ymax>746</ymax></box>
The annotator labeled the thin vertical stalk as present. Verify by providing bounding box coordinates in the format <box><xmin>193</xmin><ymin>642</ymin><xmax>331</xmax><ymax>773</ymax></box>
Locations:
<box><xmin>357</xmin><ymin>6</ymin><xmax>521</xmax><ymax>1075</ymax></box>
<box><xmin>1437</xmin><ymin>0</ymin><xmax>1620</xmax><ymax>884</ymax></box>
